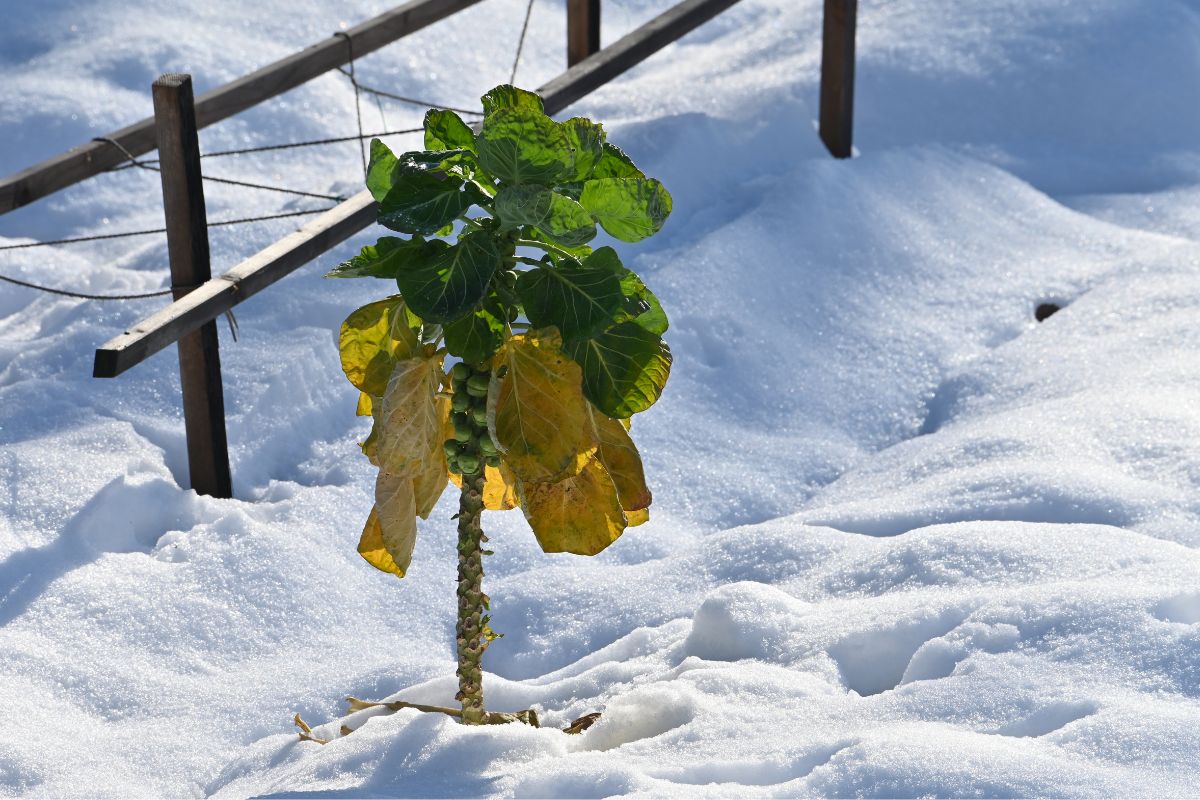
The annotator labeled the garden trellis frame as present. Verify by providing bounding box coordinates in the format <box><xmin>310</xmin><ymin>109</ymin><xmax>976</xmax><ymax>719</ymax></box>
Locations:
<box><xmin>0</xmin><ymin>0</ymin><xmax>858</xmax><ymax>497</ymax></box>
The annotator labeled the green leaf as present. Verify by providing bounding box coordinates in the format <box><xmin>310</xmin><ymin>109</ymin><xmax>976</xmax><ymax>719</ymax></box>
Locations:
<box><xmin>495</xmin><ymin>184</ymin><xmax>553</xmax><ymax>229</ymax></box>
<box><xmin>378</xmin><ymin>172</ymin><xmax>485</xmax><ymax>237</ymax></box>
<box><xmin>516</xmin><ymin>248</ymin><xmax>622</xmax><ymax>340</ymax></box>
<box><xmin>561</xmin><ymin>117</ymin><xmax>605</xmax><ymax>182</ymax></box>
<box><xmin>476</xmin><ymin>109</ymin><xmax>573</xmax><ymax>186</ymax></box>
<box><xmin>538</xmin><ymin>193</ymin><xmax>596</xmax><ymax>248</ymax></box>
<box><xmin>482</xmin><ymin>292</ymin><xmax>517</xmax><ymax>324</ymax></box>
<box><xmin>591</xmin><ymin>142</ymin><xmax>645</xmax><ymax>180</ymax></box>
<box><xmin>397</xmin><ymin>149</ymin><xmax>468</xmax><ymax>174</ymax></box>
<box><xmin>367</xmin><ymin>139</ymin><xmax>399</xmax><ymax>203</ymax></box>
<box><xmin>520</xmin><ymin>226</ymin><xmax>593</xmax><ymax>260</ymax></box>
<box><xmin>497</xmin><ymin>186</ymin><xmax>595</xmax><ymax>246</ymax></box>
<box><xmin>566</xmin><ymin>321</ymin><xmax>672</xmax><ymax>417</ymax></box>
<box><xmin>392</xmin><ymin>148</ymin><xmax>492</xmax><ymax>189</ymax></box>
<box><xmin>326</xmin><ymin>236</ymin><xmax>434</xmax><ymax>279</ymax></box>
<box><xmin>444</xmin><ymin>306</ymin><xmax>505</xmax><ymax>364</ymax></box>
<box><xmin>579</xmin><ymin>177</ymin><xmax>672</xmax><ymax>242</ymax></box>
<box><xmin>481</xmin><ymin>84</ymin><xmax>544</xmax><ymax>116</ymax></box>
<box><xmin>555</xmin><ymin>181</ymin><xmax>584</xmax><ymax>201</ymax></box>
<box><xmin>395</xmin><ymin>230</ymin><xmax>502</xmax><ymax>323</ymax></box>
<box><xmin>615</xmin><ymin>268</ymin><xmax>668</xmax><ymax>335</ymax></box>
<box><xmin>425</xmin><ymin>109</ymin><xmax>476</xmax><ymax>152</ymax></box>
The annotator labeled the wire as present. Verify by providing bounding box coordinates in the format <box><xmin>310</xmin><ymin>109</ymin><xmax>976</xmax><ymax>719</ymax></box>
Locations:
<box><xmin>334</xmin><ymin>32</ymin><xmax>369</xmax><ymax>180</ymax></box>
<box><xmin>0</xmin><ymin>273</ymin><xmax>174</xmax><ymax>300</ymax></box>
<box><xmin>93</xmin><ymin>136</ymin><xmax>345</xmax><ymax>201</ymax></box>
<box><xmin>336</xmin><ymin>69</ymin><xmax>484</xmax><ymax>117</ymax></box>
<box><xmin>0</xmin><ymin>207</ymin><xmax>335</xmax><ymax>251</ymax></box>
<box><xmin>510</xmin><ymin>0</ymin><xmax>537</xmax><ymax>84</ymax></box>
<box><xmin>107</xmin><ymin>128</ymin><xmax>425</xmax><ymax>166</ymax></box>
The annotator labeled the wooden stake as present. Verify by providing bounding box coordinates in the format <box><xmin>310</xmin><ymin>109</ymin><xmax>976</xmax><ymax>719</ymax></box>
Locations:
<box><xmin>567</xmin><ymin>0</ymin><xmax>601</xmax><ymax>66</ymax></box>
<box><xmin>819</xmin><ymin>0</ymin><xmax>857</xmax><ymax>159</ymax></box>
<box><xmin>152</xmin><ymin>74</ymin><xmax>233</xmax><ymax>499</ymax></box>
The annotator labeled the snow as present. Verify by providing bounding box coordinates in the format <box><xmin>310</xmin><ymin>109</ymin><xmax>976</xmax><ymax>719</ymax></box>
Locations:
<box><xmin>2</xmin><ymin>0</ymin><xmax>1200</xmax><ymax>796</ymax></box>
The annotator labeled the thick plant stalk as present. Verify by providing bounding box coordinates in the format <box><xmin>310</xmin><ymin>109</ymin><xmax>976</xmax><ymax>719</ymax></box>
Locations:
<box><xmin>454</xmin><ymin>466</ymin><xmax>487</xmax><ymax>724</ymax></box>
<box><xmin>450</xmin><ymin>362</ymin><xmax>495</xmax><ymax>725</ymax></box>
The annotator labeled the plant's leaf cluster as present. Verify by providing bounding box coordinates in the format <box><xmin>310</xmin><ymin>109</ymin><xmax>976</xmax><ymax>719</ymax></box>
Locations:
<box><xmin>329</xmin><ymin>84</ymin><xmax>673</xmax><ymax>568</ymax></box>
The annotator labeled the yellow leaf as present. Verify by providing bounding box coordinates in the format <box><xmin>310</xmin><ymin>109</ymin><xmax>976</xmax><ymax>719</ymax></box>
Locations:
<box><xmin>626</xmin><ymin>507</ymin><xmax>649</xmax><ymax>527</ymax></box>
<box><xmin>361</xmin><ymin>420</ymin><xmax>380</xmax><ymax>463</ymax></box>
<box><xmin>519</xmin><ymin>458</ymin><xmax>626</xmax><ymax>555</ymax></box>
<box><xmin>587</xmin><ymin>405</ymin><xmax>651</xmax><ymax>512</ymax></box>
<box><xmin>356</xmin><ymin>392</ymin><xmax>374</xmax><ymax>417</ymax></box>
<box><xmin>413</xmin><ymin>459</ymin><xmax>448</xmax><ymax>519</ymax></box>
<box><xmin>413</xmin><ymin>395</ymin><xmax>451</xmax><ymax>518</ymax></box>
<box><xmin>493</xmin><ymin>332</ymin><xmax>597</xmax><ymax>483</ymax></box>
<box><xmin>368</xmin><ymin>470</ymin><xmax>418</xmax><ymax>576</ymax></box>
<box><xmin>450</xmin><ymin>461</ymin><xmax>520</xmax><ymax>511</ymax></box>
<box><xmin>375</xmin><ymin>355</ymin><xmax>444</xmax><ymax>475</ymax></box>
<box><xmin>339</xmin><ymin>297</ymin><xmax>422</xmax><ymax>396</ymax></box>
<box><xmin>357</xmin><ymin>504</ymin><xmax>405</xmax><ymax>577</ymax></box>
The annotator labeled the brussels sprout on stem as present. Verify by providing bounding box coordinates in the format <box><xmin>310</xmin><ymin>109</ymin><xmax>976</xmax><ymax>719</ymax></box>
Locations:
<box><xmin>449</xmin><ymin>364</ymin><xmax>493</xmax><ymax>724</ymax></box>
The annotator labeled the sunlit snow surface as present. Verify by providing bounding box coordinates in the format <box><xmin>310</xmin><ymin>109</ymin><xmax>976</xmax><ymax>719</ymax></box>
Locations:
<box><xmin>2</xmin><ymin>0</ymin><xmax>1200</xmax><ymax>796</ymax></box>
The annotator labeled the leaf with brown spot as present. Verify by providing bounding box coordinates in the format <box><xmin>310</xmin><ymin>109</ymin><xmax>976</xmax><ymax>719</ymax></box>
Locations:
<box><xmin>412</xmin><ymin>395</ymin><xmax>451</xmax><ymax>518</ymax></box>
<box><xmin>586</xmin><ymin>404</ymin><xmax>651</xmax><ymax>513</ymax></box>
<box><xmin>365</xmin><ymin>471</ymin><xmax>418</xmax><ymax>576</ymax></box>
<box><xmin>375</xmin><ymin>355</ymin><xmax>444</xmax><ymax>475</ymax></box>
<box><xmin>519</xmin><ymin>458</ymin><xmax>625</xmax><ymax>555</ymax></box>
<box><xmin>492</xmin><ymin>332</ymin><xmax>597</xmax><ymax>483</ymax></box>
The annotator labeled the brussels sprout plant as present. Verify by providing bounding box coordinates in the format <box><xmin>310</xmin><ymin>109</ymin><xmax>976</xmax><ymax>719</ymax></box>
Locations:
<box><xmin>329</xmin><ymin>84</ymin><xmax>672</xmax><ymax>726</ymax></box>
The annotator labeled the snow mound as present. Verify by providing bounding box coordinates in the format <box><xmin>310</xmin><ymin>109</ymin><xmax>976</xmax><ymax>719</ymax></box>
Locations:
<box><xmin>2</xmin><ymin>0</ymin><xmax>1200</xmax><ymax>796</ymax></box>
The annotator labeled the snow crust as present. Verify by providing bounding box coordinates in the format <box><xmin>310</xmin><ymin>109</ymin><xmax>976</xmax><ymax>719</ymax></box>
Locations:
<box><xmin>2</xmin><ymin>0</ymin><xmax>1200</xmax><ymax>796</ymax></box>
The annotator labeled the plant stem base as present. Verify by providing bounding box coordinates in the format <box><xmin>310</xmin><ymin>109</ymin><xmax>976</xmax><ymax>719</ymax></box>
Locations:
<box><xmin>456</xmin><ymin>466</ymin><xmax>488</xmax><ymax>724</ymax></box>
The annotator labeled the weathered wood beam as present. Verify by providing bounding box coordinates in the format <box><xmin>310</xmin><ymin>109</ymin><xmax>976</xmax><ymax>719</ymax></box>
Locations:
<box><xmin>0</xmin><ymin>0</ymin><xmax>482</xmax><ymax>215</ymax></box>
<box><xmin>540</xmin><ymin>0</ymin><xmax>742</xmax><ymax>114</ymax></box>
<box><xmin>567</xmin><ymin>0</ymin><xmax>602</xmax><ymax>67</ymax></box>
<box><xmin>153</xmin><ymin>74</ymin><xmax>233</xmax><ymax>498</ymax></box>
<box><xmin>819</xmin><ymin>0</ymin><xmax>857</xmax><ymax>158</ymax></box>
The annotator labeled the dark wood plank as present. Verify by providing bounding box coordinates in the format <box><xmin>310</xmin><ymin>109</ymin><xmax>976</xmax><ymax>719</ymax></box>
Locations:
<box><xmin>94</xmin><ymin>191</ymin><xmax>377</xmax><ymax>379</ymax></box>
<box><xmin>0</xmin><ymin>0</ymin><xmax>482</xmax><ymax>215</ymax></box>
<box><xmin>95</xmin><ymin>0</ymin><xmax>750</xmax><ymax>380</ymax></box>
<box><xmin>541</xmin><ymin>0</ymin><xmax>742</xmax><ymax>115</ymax></box>
<box><xmin>567</xmin><ymin>0</ymin><xmax>601</xmax><ymax>67</ymax></box>
<box><xmin>154</xmin><ymin>74</ymin><xmax>233</xmax><ymax>499</ymax></box>
<box><xmin>818</xmin><ymin>0</ymin><xmax>857</xmax><ymax>159</ymax></box>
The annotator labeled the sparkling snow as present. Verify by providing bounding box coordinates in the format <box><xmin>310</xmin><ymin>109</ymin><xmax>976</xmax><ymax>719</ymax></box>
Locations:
<box><xmin>2</xmin><ymin>0</ymin><xmax>1199</xmax><ymax>797</ymax></box>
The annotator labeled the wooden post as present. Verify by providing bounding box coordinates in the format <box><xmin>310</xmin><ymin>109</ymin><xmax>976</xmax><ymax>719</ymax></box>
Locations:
<box><xmin>152</xmin><ymin>74</ymin><xmax>233</xmax><ymax>499</ymax></box>
<box><xmin>819</xmin><ymin>0</ymin><xmax>857</xmax><ymax>159</ymax></box>
<box><xmin>567</xmin><ymin>0</ymin><xmax>601</xmax><ymax>66</ymax></box>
